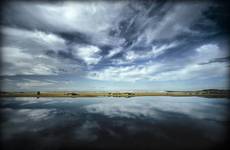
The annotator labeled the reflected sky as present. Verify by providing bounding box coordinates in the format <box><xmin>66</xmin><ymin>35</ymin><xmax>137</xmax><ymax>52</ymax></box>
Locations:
<box><xmin>1</xmin><ymin>97</ymin><xmax>229</xmax><ymax>150</ymax></box>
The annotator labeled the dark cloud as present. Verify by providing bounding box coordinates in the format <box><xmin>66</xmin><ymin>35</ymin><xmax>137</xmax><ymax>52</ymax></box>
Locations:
<box><xmin>58</xmin><ymin>32</ymin><xmax>91</xmax><ymax>45</ymax></box>
<box><xmin>0</xmin><ymin>0</ymin><xmax>229</xmax><ymax>90</ymax></box>
<box><xmin>199</xmin><ymin>56</ymin><xmax>230</xmax><ymax>65</ymax></box>
<box><xmin>203</xmin><ymin>0</ymin><xmax>230</xmax><ymax>34</ymax></box>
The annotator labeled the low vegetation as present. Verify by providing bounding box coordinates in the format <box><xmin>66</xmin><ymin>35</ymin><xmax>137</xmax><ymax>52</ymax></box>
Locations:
<box><xmin>0</xmin><ymin>89</ymin><xmax>229</xmax><ymax>98</ymax></box>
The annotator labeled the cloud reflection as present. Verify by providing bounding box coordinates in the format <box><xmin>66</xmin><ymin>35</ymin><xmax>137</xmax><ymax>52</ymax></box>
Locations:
<box><xmin>85</xmin><ymin>96</ymin><xmax>228</xmax><ymax>121</ymax></box>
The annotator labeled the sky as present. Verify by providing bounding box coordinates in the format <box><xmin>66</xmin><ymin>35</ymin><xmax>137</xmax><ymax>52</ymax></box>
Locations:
<box><xmin>0</xmin><ymin>0</ymin><xmax>229</xmax><ymax>91</ymax></box>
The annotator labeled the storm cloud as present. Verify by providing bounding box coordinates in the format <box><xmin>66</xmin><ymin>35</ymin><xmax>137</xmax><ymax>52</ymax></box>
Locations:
<box><xmin>1</xmin><ymin>0</ymin><xmax>229</xmax><ymax>91</ymax></box>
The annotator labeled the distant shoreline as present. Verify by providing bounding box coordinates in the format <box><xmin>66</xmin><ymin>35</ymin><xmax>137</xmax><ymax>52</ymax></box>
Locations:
<box><xmin>1</xmin><ymin>89</ymin><xmax>229</xmax><ymax>98</ymax></box>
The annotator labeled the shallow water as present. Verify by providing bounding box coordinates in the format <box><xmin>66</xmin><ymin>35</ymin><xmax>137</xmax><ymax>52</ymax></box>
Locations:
<box><xmin>0</xmin><ymin>96</ymin><xmax>229</xmax><ymax>150</ymax></box>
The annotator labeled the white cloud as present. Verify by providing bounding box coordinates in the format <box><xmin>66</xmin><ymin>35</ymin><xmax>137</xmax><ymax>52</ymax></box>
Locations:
<box><xmin>88</xmin><ymin>43</ymin><xmax>229</xmax><ymax>82</ymax></box>
<box><xmin>111</xmin><ymin>58</ymin><xmax>134</xmax><ymax>65</ymax></box>
<box><xmin>150</xmin><ymin>42</ymin><xmax>178</xmax><ymax>57</ymax></box>
<box><xmin>148</xmin><ymin>43</ymin><xmax>229</xmax><ymax>81</ymax></box>
<box><xmin>142</xmin><ymin>2</ymin><xmax>209</xmax><ymax>44</ymax></box>
<box><xmin>194</xmin><ymin>44</ymin><xmax>227</xmax><ymax>63</ymax></box>
<box><xmin>1</xmin><ymin>46</ymin><xmax>58</xmax><ymax>75</ymax></box>
<box><xmin>1</xmin><ymin>27</ymin><xmax>84</xmax><ymax>75</ymax></box>
<box><xmin>125</xmin><ymin>51</ymin><xmax>139</xmax><ymax>61</ymax></box>
<box><xmin>149</xmin><ymin>62</ymin><xmax>229</xmax><ymax>81</ymax></box>
<box><xmin>2</xmin><ymin>27</ymin><xmax>67</xmax><ymax>52</ymax></box>
<box><xmin>14</xmin><ymin>79</ymin><xmax>77</xmax><ymax>90</ymax></box>
<box><xmin>1</xmin><ymin>27</ymin><xmax>67</xmax><ymax>75</ymax></box>
<box><xmin>106</xmin><ymin>47</ymin><xmax>122</xmax><ymax>58</ymax></box>
<box><xmin>72</xmin><ymin>45</ymin><xmax>102</xmax><ymax>65</ymax></box>
<box><xmin>88</xmin><ymin>62</ymin><xmax>162</xmax><ymax>81</ymax></box>
<box><xmin>2</xmin><ymin>47</ymin><xmax>32</xmax><ymax>63</ymax></box>
<box><xmin>125</xmin><ymin>42</ymin><xmax>178</xmax><ymax>62</ymax></box>
<box><xmin>2</xmin><ymin>1</ymin><xmax>228</xmax><ymax>87</ymax></box>
<box><xmin>4</xmin><ymin>1</ymin><xmax>128</xmax><ymax>47</ymax></box>
<box><xmin>32</xmin><ymin>30</ymin><xmax>66</xmax><ymax>51</ymax></box>
<box><xmin>16</xmin><ymin>79</ymin><xmax>56</xmax><ymax>89</ymax></box>
<box><xmin>59</xmin><ymin>1</ymin><xmax>127</xmax><ymax>46</ymax></box>
<box><xmin>3</xmin><ymin>1</ymin><xmax>211</xmax><ymax>50</ymax></box>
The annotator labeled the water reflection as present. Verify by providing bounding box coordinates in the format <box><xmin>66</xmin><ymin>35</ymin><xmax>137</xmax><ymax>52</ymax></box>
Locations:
<box><xmin>85</xmin><ymin>97</ymin><xmax>228</xmax><ymax>121</ymax></box>
<box><xmin>0</xmin><ymin>97</ymin><xmax>229</xmax><ymax>150</ymax></box>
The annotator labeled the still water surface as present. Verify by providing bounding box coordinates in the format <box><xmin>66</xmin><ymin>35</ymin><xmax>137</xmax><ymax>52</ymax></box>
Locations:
<box><xmin>0</xmin><ymin>96</ymin><xmax>229</xmax><ymax>150</ymax></box>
